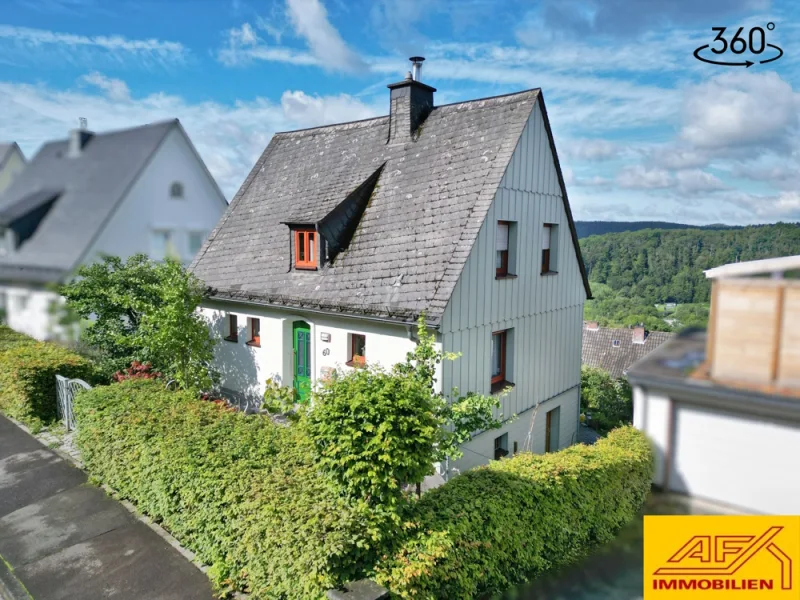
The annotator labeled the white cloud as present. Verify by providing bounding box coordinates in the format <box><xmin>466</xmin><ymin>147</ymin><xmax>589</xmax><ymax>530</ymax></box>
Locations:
<box><xmin>564</xmin><ymin>138</ymin><xmax>618</xmax><ymax>161</ymax></box>
<box><xmin>674</xmin><ymin>169</ymin><xmax>727</xmax><ymax>193</ymax></box>
<box><xmin>218</xmin><ymin>23</ymin><xmax>318</xmax><ymax>67</ymax></box>
<box><xmin>0</xmin><ymin>24</ymin><xmax>187</xmax><ymax>66</ymax></box>
<box><xmin>81</xmin><ymin>71</ymin><xmax>131</xmax><ymax>102</ymax></box>
<box><xmin>285</xmin><ymin>0</ymin><xmax>368</xmax><ymax>72</ymax></box>
<box><xmin>0</xmin><ymin>75</ymin><xmax>381</xmax><ymax>198</ymax></box>
<box><xmin>617</xmin><ymin>165</ymin><xmax>673</xmax><ymax>190</ymax></box>
<box><xmin>681</xmin><ymin>71</ymin><xmax>799</xmax><ymax>152</ymax></box>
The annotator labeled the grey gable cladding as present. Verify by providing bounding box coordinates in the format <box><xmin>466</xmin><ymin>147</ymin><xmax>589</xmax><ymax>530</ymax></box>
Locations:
<box><xmin>0</xmin><ymin>121</ymin><xmax>176</xmax><ymax>283</ymax></box>
<box><xmin>193</xmin><ymin>89</ymin><xmax>591</xmax><ymax>325</ymax></box>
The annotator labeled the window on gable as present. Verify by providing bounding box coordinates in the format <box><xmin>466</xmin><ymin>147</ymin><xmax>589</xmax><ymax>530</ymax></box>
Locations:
<box><xmin>247</xmin><ymin>317</ymin><xmax>261</xmax><ymax>347</ymax></box>
<box><xmin>189</xmin><ymin>231</ymin><xmax>207</xmax><ymax>257</ymax></box>
<box><xmin>491</xmin><ymin>329</ymin><xmax>512</xmax><ymax>392</ymax></box>
<box><xmin>224</xmin><ymin>314</ymin><xmax>238</xmax><ymax>342</ymax></box>
<box><xmin>294</xmin><ymin>228</ymin><xmax>317</xmax><ymax>269</ymax></box>
<box><xmin>495</xmin><ymin>221</ymin><xmax>517</xmax><ymax>279</ymax></box>
<box><xmin>170</xmin><ymin>182</ymin><xmax>184</xmax><ymax>198</ymax></box>
<box><xmin>347</xmin><ymin>333</ymin><xmax>366</xmax><ymax>368</ymax></box>
<box><xmin>541</xmin><ymin>223</ymin><xmax>559</xmax><ymax>274</ymax></box>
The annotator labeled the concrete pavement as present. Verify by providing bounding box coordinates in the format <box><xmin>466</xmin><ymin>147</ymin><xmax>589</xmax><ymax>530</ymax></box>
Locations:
<box><xmin>0</xmin><ymin>415</ymin><xmax>214</xmax><ymax>600</ymax></box>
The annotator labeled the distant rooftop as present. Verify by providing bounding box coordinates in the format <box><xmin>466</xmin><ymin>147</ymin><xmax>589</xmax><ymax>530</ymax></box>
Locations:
<box><xmin>582</xmin><ymin>322</ymin><xmax>673</xmax><ymax>378</ymax></box>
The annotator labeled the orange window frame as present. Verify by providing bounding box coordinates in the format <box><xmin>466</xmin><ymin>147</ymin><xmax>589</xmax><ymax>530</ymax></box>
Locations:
<box><xmin>248</xmin><ymin>318</ymin><xmax>261</xmax><ymax>347</ymax></box>
<box><xmin>491</xmin><ymin>330</ymin><xmax>506</xmax><ymax>385</ymax></box>
<box><xmin>347</xmin><ymin>334</ymin><xmax>366</xmax><ymax>367</ymax></box>
<box><xmin>294</xmin><ymin>229</ymin><xmax>318</xmax><ymax>269</ymax></box>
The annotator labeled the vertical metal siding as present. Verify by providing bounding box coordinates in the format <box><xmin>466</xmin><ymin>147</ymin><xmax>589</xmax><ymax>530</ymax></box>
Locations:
<box><xmin>441</xmin><ymin>100</ymin><xmax>585</xmax><ymax>420</ymax></box>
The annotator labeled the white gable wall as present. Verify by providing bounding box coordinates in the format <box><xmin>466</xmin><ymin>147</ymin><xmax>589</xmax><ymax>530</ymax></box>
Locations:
<box><xmin>0</xmin><ymin>147</ymin><xmax>25</xmax><ymax>194</ymax></box>
<box><xmin>83</xmin><ymin>126</ymin><xmax>226</xmax><ymax>266</ymax></box>
<box><xmin>441</xmin><ymin>99</ymin><xmax>586</xmax><ymax>472</ymax></box>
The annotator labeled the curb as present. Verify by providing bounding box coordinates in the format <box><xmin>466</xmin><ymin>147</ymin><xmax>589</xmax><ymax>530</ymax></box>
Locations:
<box><xmin>0</xmin><ymin>555</ymin><xmax>32</xmax><ymax>600</ymax></box>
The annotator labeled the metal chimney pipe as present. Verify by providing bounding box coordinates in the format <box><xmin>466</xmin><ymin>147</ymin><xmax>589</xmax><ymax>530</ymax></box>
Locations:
<box><xmin>409</xmin><ymin>56</ymin><xmax>425</xmax><ymax>81</ymax></box>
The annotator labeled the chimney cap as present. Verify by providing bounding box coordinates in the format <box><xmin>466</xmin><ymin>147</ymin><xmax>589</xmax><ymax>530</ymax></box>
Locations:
<box><xmin>409</xmin><ymin>56</ymin><xmax>425</xmax><ymax>64</ymax></box>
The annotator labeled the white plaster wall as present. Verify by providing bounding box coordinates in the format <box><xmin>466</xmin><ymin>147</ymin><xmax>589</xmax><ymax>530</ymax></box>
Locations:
<box><xmin>633</xmin><ymin>385</ymin><xmax>671</xmax><ymax>487</ymax></box>
<box><xmin>83</xmin><ymin>126</ymin><xmax>227</xmax><ymax>266</ymax></box>
<box><xmin>452</xmin><ymin>385</ymin><xmax>580</xmax><ymax>473</ymax></box>
<box><xmin>201</xmin><ymin>299</ymin><xmax>437</xmax><ymax>402</ymax></box>
<box><xmin>0</xmin><ymin>284</ymin><xmax>64</xmax><ymax>340</ymax></box>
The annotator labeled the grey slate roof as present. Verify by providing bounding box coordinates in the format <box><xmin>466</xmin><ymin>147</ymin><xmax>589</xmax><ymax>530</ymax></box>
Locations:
<box><xmin>0</xmin><ymin>121</ymin><xmax>177</xmax><ymax>283</ymax></box>
<box><xmin>192</xmin><ymin>88</ymin><xmax>591</xmax><ymax>325</ymax></box>
<box><xmin>582</xmin><ymin>322</ymin><xmax>674</xmax><ymax>379</ymax></box>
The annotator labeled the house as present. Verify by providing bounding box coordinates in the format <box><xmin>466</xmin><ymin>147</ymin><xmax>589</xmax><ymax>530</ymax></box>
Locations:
<box><xmin>0</xmin><ymin>143</ymin><xmax>26</xmax><ymax>194</ymax></box>
<box><xmin>191</xmin><ymin>58</ymin><xmax>592</xmax><ymax>473</ymax></box>
<box><xmin>628</xmin><ymin>255</ymin><xmax>800</xmax><ymax>514</ymax></box>
<box><xmin>0</xmin><ymin>120</ymin><xmax>228</xmax><ymax>341</ymax></box>
<box><xmin>582</xmin><ymin>321</ymin><xmax>673</xmax><ymax>378</ymax></box>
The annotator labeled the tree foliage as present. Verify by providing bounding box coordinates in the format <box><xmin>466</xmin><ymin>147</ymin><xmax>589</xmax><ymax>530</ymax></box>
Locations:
<box><xmin>60</xmin><ymin>254</ymin><xmax>215</xmax><ymax>389</ymax></box>
<box><xmin>580</xmin><ymin>365</ymin><xmax>632</xmax><ymax>433</ymax></box>
<box><xmin>305</xmin><ymin>315</ymin><xmax>503</xmax><ymax>506</ymax></box>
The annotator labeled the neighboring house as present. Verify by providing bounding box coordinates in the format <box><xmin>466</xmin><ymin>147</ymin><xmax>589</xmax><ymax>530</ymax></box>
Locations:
<box><xmin>0</xmin><ymin>120</ymin><xmax>228</xmax><ymax>340</ymax></box>
<box><xmin>629</xmin><ymin>255</ymin><xmax>800</xmax><ymax>514</ymax></box>
<box><xmin>582</xmin><ymin>321</ymin><xmax>673</xmax><ymax>378</ymax></box>
<box><xmin>191</xmin><ymin>58</ymin><xmax>592</xmax><ymax>474</ymax></box>
<box><xmin>0</xmin><ymin>143</ymin><xmax>26</xmax><ymax>194</ymax></box>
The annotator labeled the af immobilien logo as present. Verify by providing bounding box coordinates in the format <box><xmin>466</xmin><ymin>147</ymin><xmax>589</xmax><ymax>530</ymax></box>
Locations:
<box><xmin>644</xmin><ymin>516</ymin><xmax>800</xmax><ymax>599</ymax></box>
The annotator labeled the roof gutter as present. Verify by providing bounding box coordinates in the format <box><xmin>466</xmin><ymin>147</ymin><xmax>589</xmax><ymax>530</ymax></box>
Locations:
<box><xmin>627</xmin><ymin>371</ymin><xmax>800</xmax><ymax>424</ymax></box>
<box><xmin>206</xmin><ymin>292</ymin><xmax>439</xmax><ymax>329</ymax></box>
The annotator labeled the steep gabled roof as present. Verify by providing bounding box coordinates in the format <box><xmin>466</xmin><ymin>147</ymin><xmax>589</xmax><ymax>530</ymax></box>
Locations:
<box><xmin>0</xmin><ymin>121</ymin><xmax>177</xmax><ymax>282</ymax></box>
<box><xmin>0</xmin><ymin>143</ymin><xmax>23</xmax><ymax>170</ymax></box>
<box><xmin>192</xmin><ymin>89</ymin><xmax>590</xmax><ymax>325</ymax></box>
<box><xmin>582</xmin><ymin>323</ymin><xmax>674</xmax><ymax>378</ymax></box>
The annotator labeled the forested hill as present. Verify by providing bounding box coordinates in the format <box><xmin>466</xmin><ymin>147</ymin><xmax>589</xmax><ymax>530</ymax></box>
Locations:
<box><xmin>580</xmin><ymin>223</ymin><xmax>800</xmax><ymax>305</ymax></box>
<box><xmin>575</xmin><ymin>221</ymin><xmax>741</xmax><ymax>239</ymax></box>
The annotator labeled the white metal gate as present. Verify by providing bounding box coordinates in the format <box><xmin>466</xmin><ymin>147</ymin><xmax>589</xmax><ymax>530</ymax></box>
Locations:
<box><xmin>55</xmin><ymin>375</ymin><xmax>92</xmax><ymax>432</ymax></box>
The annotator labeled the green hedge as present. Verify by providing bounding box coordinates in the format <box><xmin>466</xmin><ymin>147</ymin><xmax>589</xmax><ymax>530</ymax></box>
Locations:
<box><xmin>0</xmin><ymin>341</ymin><xmax>98</xmax><ymax>429</ymax></box>
<box><xmin>0</xmin><ymin>325</ymin><xmax>35</xmax><ymax>352</ymax></box>
<box><xmin>375</xmin><ymin>426</ymin><xmax>653</xmax><ymax>599</ymax></box>
<box><xmin>74</xmin><ymin>380</ymin><xmax>391</xmax><ymax>599</ymax></box>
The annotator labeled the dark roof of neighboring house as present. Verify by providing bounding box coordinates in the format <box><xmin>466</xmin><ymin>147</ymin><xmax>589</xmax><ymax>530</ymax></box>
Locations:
<box><xmin>0</xmin><ymin>143</ymin><xmax>20</xmax><ymax>168</ymax></box>
<box><xmin>0</xmin><ymin>121</ymin><xmax>178</xmax><ymax>283</ymax></box>
<box><xmin>582</xmin><ymin>322</ymin><xmax>674</xmax><ymax>378</ymax></box>
<box><xmin>192</xmin><ymin>88</ymin><xmax>591</xmax><ymax>325</ymax></box>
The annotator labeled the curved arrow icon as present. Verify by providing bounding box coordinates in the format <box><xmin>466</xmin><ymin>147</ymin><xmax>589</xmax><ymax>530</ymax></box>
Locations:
<box><xmin>760</xmin><ymin>43</ymin><xmax>784</xmax><ymax>65</ymax></box>
<box><xmin>693</xmin><ymin>44</ymin><xmax>754</xmax><ymax>67</ymax></box>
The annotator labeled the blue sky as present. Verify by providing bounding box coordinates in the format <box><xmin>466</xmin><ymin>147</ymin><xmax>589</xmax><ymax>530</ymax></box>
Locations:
<box><xmin>1</xmin><ymin>0</ymin><xmax>799</xmax><ymax>224</ymax></box>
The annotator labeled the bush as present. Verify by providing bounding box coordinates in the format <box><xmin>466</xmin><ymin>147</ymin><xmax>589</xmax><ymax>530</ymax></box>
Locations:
<box><xmin>374</xmin><ymin>426</ymin><xmax>653</xmax><ymax>599</ymax></box>
<box><xmin>581</xmin><ymin>366</ymin><xmax>633</xmax><ymax>433</ymax></box>
<box><xmin>0</xmin><ymin>325</ymin><xmax>36</xmax><ymax>352</ymax></box>
<box><xmin>74</xmin><ymin>380</ymin><xmax>393</xmax><ymax>599</ymax></box>
<box><xmin>0</xmin><ymin>341</ymin><xmax>98</xmax><ymax>429</ymax></box>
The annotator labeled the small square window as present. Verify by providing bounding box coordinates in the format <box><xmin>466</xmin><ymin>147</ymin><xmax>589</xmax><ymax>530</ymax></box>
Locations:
<box><xmin>494</xmin><ymin>433</ymin><xmax>508</xmax><ymax>460</ymax></box>
<box><xmin>294</xmin><ymin>228</ymin><xmax>317</xmax><ymax>269</ymax></box>
<box><xmin>170</xmin><ymin>182</ymin><xmax>184</xmax><ymax>198</ymax></box>
<box><xmin>224</xmin><ymin>314</ymin><xmax>238</xmax><ymax>342</ymax></box>
<box><xmin>612</xmin><ymin>339</ymin><xmax>620</xmax><ymax>347</ymax></box>
<box><xmin>347</xmin><ymin>333</ymin><xmax>366</xmax><ymax>367</ymax></box>
<box><xmin>247</xmin><ymin>317</ymin><xmax>261</xmax><ymax>347</ymax></box>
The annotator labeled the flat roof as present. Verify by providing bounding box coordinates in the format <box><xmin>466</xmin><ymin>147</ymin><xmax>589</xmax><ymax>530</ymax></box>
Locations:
<box><xmin>704</xmin><ymin>255</ymin><xmax>800</xmax><ymax>279</ymax></box>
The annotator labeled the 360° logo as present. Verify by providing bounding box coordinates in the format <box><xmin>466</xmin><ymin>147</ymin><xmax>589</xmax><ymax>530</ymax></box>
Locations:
<box><xmin>694</xmin><ymin>23</ymin><xmax>783</xmax><ymax>68</ymax></box>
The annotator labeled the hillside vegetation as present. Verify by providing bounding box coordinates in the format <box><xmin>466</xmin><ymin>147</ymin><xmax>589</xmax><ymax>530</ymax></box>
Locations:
<box><xmin>575</xmin><ymin>220</ymin><xmax>741</xmax><ymax>239</ymax></box>
<box><xmin>580</xmin><ymin>223</ymin><xmax>800</xmax><ymax>331</ymax></box>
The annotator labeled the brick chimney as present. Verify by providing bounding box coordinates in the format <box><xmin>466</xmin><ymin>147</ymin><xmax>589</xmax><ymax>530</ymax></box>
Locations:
<box><xmin>387</xmin><ymin>57</ymin><xmax>435</xmax><ymax>144</ymax></box>
<box><xmin>586</xmin><ymin>321</ymin><xmax>599</xmax><ymax>331</ymax></box>
<box><xmin>633</xmin><ymin>325</ymin><xmax>646</xmax><ymax>345</ymax></box>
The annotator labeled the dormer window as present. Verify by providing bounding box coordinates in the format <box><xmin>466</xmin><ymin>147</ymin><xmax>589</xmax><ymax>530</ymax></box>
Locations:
<box><xmin>294</xmin><ymin>228</ymin><xmax>317</xmax><ymax>270</ymax></box>
<box><xmin>170</xmin><ymin>182</ymin><xmax>184</xmax><ymax>198</ymax></box>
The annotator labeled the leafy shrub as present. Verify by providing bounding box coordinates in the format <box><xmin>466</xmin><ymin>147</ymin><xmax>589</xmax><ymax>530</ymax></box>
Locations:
<box><xmin>0</xmin><ymin>342</ymin><xmax>98</xmax><ymax>429</ymax></box>
<box><xmin>374</xmin><ymin>426</ymin><xmax>653</xmax><ymax>599</ymax></box>
<box><xmin>0</xmin><ymin>325</ymin><xmax>36</xmax><ymax>352</ymax></box>
<box><xmin>580</xmin><ymin>365</ymin><xmax>633</xmax><ymax>433</ymax></box>
<box><xmin>74</xmin><ymin>380</ymin><xmax>393</xmax><ymax>599</ymax></box>
<box><xmin>112</xmin><ymin>361</ymin><xmax>161</xmax><ymax>382</ymax></box>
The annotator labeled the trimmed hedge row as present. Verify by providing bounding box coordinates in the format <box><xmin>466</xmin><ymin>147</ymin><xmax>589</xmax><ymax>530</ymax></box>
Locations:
<box><xmin>74</xmin><ymin>380</ymin><xmax>391</xmax><ymax>599</ymax></box>
<box><xmin>375</xmin><ymin>426</ymin><xmax>653</xmax><ymax>599</ymax></box>
<box><xmin>0</xmin><ymin>340</ymin><xmax>97</xmax><ymax>429</ymax></box>
<box><xmin>0</xmin><ymin>325</ymin><xmax>36</xmax><ymax>352</ymax></box>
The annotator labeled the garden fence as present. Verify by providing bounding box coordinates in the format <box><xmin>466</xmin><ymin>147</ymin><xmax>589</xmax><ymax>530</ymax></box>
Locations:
<box><xmin>55</xmin><ymin>374</ymin><xmax>92</xmax><ymax>432</ymax></box>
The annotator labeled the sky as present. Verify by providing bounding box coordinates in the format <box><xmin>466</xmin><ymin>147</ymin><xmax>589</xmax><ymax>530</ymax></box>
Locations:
<box><xmin>1</xmin><ymin>0</ymin><xmax>799</xmax><ymax>225</ymax></box>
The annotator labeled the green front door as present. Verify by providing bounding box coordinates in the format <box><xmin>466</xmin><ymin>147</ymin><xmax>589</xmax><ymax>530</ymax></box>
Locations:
<box><xmin>293</xmin><ymin>321</ymin><xmax>311</xmax><ymax>402</ymax></box>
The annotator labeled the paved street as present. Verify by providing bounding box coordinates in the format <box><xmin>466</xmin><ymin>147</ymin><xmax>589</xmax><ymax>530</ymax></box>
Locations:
<box><xmin>0</xmin><ymin>415</ymin><xmax>214</xmax><ymax>600</ymax></box>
